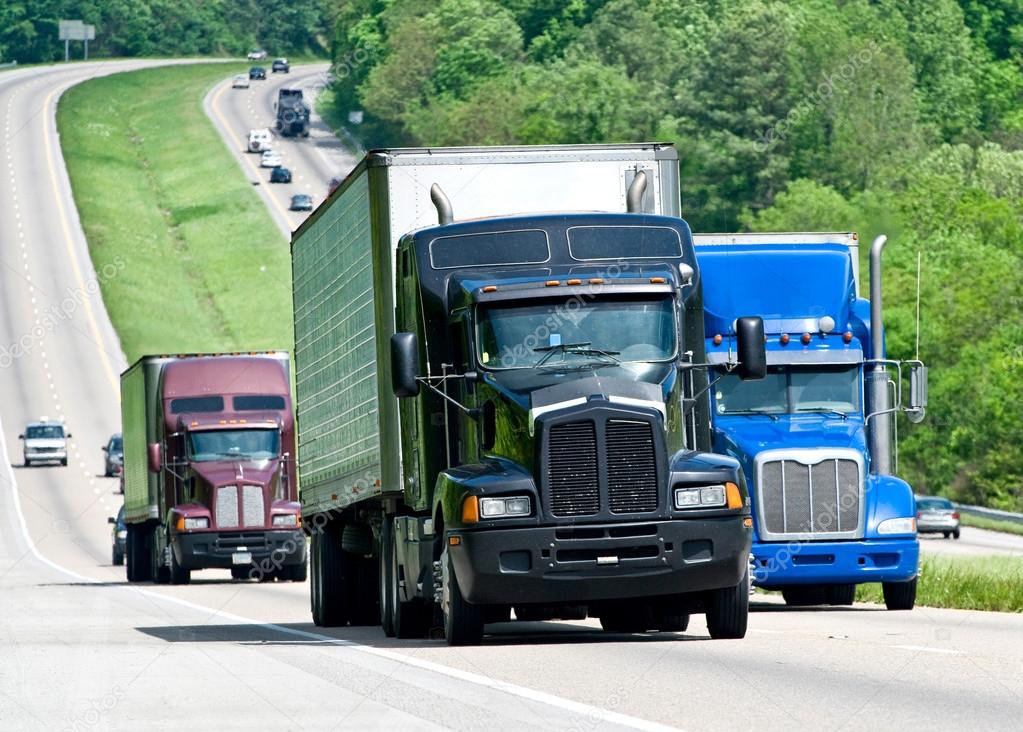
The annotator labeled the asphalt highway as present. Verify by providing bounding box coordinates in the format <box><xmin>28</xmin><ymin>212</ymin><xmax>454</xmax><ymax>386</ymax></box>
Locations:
<box><xmin>0</xmin><ymin>60</ymin><xmax>1021</xmax><ymax>731</ymax></box>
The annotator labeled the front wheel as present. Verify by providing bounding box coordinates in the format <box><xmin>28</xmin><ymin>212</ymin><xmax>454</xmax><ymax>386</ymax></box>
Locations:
<box><xmin>706</xmin><ymin>569</ymin><xmax>749</xmax><ymax>639</ymax></box>
<box><xmin>882</xmin><ymin>578</ymin><xmax>917</xmax><ymax>610</ymax></box>
<box><xmin>169</xmin><ymin>546</ymin><xmax>190</xmax><ymax>585</ymax></box>
<box><xmin>825</xmin><ymin>584</ymin><xmax>856</xmax><ymax>606</ymax></box>
<box><xmin>440</xmin><ymin>543</ymin><xmax>484</xmax><ymax>646</ymax></box>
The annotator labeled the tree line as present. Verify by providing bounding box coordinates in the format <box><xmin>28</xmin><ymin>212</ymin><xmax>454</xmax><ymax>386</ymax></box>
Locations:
<box><xmin>0</xmin><ymin>0</ymin><xmax>332</xmax><ymax>61</ymax></box>
<box><xmin>326</xmin><ymin>0</ymin><xmax>1023</xmax><ymax>510</ymax></box>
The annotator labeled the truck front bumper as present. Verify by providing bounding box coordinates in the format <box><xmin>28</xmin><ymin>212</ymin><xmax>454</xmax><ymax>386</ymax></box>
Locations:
<box><xmin>752</xmin><ymin>537</ymin><xmax>919</xmax><ymax>587</ymax></box>
<box><xmin>172</xmin><ymin>529</ymin><xmax>306</xmax><ymax>570</ymax></box>
<box><xmin>449</xmin><ymin>517</ymin><xmax>751</xmax><ymax>606</ymax></box>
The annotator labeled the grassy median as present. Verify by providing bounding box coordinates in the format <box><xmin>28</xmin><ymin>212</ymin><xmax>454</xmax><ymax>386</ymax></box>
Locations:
<box><xmin>57</xmin><ymin>63</ymin><xmax>292</xmax><ymax>361</ymax></box>
<box><xmin>856</xmin><ymin>556</ymin><xmax>1023</xmax><ymax>613</ymax></box>
<box><xmin>960</xmin><ymin>513</ymin><xmax>1023</xmax><ymax>537</ymax></box>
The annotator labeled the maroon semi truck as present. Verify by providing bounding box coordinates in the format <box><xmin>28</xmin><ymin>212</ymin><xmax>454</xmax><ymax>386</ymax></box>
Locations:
<box><xmin>121</xmin><ymin>352</ymin><xmax>305</xmax><ymax>584</ymax></box>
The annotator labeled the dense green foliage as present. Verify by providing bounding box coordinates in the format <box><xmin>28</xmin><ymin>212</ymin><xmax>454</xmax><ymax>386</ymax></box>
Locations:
<box><xmin>0</xmin><ymin>1</ymin><xmax>332</xmax><ymax>62</ymax></box>
<box><xmin>58</xmin><ymin>64</ymin><xmax>292</xmax><ymax>359</ymax></box>
<box><xmin>856</xmin><ymin>555</ymin><xmax>1023</xmax><ymax>612</ymax></box>
<box><xmin>326</xmin><ymin>0</ymin><xmax>1023</xmax><ymax>510</ymax></box>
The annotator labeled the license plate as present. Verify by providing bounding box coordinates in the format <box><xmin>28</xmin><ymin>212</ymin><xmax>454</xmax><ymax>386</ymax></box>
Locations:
<box><xmin>232</xmin><ymin>552</ymin><xmax>252</xmax><ymax>565</ymax></box>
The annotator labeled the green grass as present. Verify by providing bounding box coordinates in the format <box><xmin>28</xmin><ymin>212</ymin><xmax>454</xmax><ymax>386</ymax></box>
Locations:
<box><xmin>856</xmin><ymin>556</ymin><xmax>1023</xmax><ymax>613</ymax></box>
<box><xmin>57</xmin><ymin>63</ymin><xmax>292</xmax><ymax>361</ymax></box>
<box><xmin>959</xmin><ymin>513</ymin><xmax>1023</xmax><ymax>537</ymax></box>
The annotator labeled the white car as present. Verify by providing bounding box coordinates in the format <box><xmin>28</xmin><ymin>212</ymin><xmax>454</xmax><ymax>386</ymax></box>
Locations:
<box><xmin>231</xmin><ymin>74</ymin><xmax>250</xmax><ymax>89</ymax></box>
<box><xmin>261</xmin><ymin>150</ymin><xmax>283</xmax><ymax>168</ymax></box>
<box><xmin>248</xmin><ymin>128</ymin><xmax>272</xmax><ymax>153</ymax></box>
<box><xmin>19</xmin><ymin>419</ymin><xmax>71</xmax><ymax>467</ymax></box>
<box><xmin>247</xmin><ymin>49</ymin><xmax>268</xmax><ymax>61</ymax></box>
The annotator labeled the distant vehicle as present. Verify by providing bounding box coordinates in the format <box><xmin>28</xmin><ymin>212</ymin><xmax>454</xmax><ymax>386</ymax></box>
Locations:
<box><xmin>916</xmin><ymin>496</ymin><xmax>960</xmax><ymax>539</ymax></box>
<box><xmin>248</xmin><ymin>128</ymin><xmax>272</xmax><ymax>153</ymax></box>
<box><xmin>327</xmin><ymin>176</ymin><xmax>343</xmax><ymax>195</ymax></box>
<box><xmin>274</xmin><ymin>88</ymin><xmax>309</xmax><ymax>138</ymax></box>
<box><xmin>289</xmin><ymin>194</ymin><xmax>313</xmax><ymax>211</ymax></box>
<box><xmin>247</xmin><ymin>49</ymin><xmax>267</xmax><ymax>61</ymax></box>
<box><xmin>248</xmin><ymin>66</ymin><xmax>266</xmax><ymax>80</ymax></box>
<box><xmin>108</xmin><ymin>506</ymin><xmax>126</xmax><ymax>565</ymax></box>
<box><xmin>261</xmin><ymin>150</ymin><xmax>283</xmax><ymax>168</ymax></box>
<box><xmin>102</xmin><ymin>433</ymin><xmax>123</xmax><ymax>477</ymax></box>
<box><xmin>271</xmin><ymin>58</ymin><xmax>290</xmax><ymax>73</ymax></box>
<box><xmin>19</xmin><ymin>419</ymin><xmax>70</xmax><ymax>467</ymax></box>
<box><xmin>120</xmin><ymin>353</ymin><xmax>304</xmax><ymax>585</ymax></box>
<box><xmin>231</xmin><ymin>74</ymin><xmax>250</xmax><ymax>89</ymax></box>
<box><xmin>270</xmin><ymin>166</ymin><xmax>292</xmax><ymax>183</ymax></box>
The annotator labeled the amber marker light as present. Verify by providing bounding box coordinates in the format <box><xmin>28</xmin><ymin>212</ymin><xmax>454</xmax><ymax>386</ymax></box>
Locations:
<box><xmin>482</xmin><ymin>285</ymin><xmax>498</xmax><ymax>293</ymax></box>
<box><xmin>843</xmin><ymin>331</ymin><xmax>853</xmax><ymax>343</ymax></box>
<box><xmin>801</xmin><ymin>332</ymin><xmax>812</xmax><ymax>345</ymax></box>
<box><xmin>725</xmin><ymin>482</ymin><xmax>743</xmax><ymax>509</ymax></box>
<box><xmin>649</xmin><ymin>277</ymin><xmax>667</xmax><ymax>284</ymax></box>
<box><xmin>780</xmin><ymin>333</ymin><xmax>790</xmax><ymax>345</ymax></box>
<box><xmin>713</xmin><ymin>334</ymin><xmax>723</xmax><ymax>346</ymax></box>
<box><xmin>545</xmin><ymin>280</ymin><xmax>561</xmax><ymax>287</ymax></box>
<box><xmin>461</xmin><ymin>495</ymin><xmax>480</xmax><ymax>523</ymax></box>
<box><xmin>567</xmin><ymin>278</ymin><xmax>582</xmax><ymax>286</ymax></box>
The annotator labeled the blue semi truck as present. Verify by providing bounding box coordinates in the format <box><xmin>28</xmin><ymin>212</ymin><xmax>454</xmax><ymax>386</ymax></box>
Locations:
<box><xmin>693</xmin><ymin>232</ymin><xmax>927</xmax><ymax>610</ymax></box>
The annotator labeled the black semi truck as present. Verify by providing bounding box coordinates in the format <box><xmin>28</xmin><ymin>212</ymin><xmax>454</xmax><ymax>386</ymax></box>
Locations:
<box><xmin>291</xmin><ymin>144</ymin><xmax>766</xmax><ymax>645</ymax></box>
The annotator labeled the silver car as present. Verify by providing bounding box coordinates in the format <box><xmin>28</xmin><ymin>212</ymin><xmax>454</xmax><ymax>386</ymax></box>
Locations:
<box><xmin>916</xmin><ymin>496</ymin><xmax>960</xmax><ymax>539</ymax></box>
<box><xmin>19</xmin><ymin>420</ymin><xmax>71</xmax><ymax>466</ymax></box>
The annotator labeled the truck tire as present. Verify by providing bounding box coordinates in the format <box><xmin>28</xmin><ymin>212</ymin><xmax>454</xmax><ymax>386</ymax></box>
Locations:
<box><xmin>825</xmin><ymin>584</ymin><xmax>856</xmax><ymax>606</ymax></box>
<box><xmin>379</xmin><ymin>517</ymin><xmax>395</xmax><ymax>636</ymax></box>
<box><xmin>706</xmin><ymin>569</ymin><xmax>749</xmax><ymax>639</ymax></box>
<box><xmin>953</xmin><ymin>529</ymin><xmax>960</xmax><ymax>540</ymax></box>
<box><xmin>282</xmin><ymin>561</ymin><xmax>307</xmax><ymax>583</ymax></box>
<box><xmin>312</xmin><ymin>524</ymin><xmax>351</xmax><ymax>626</ymax></box>
<box><xmin>151</xmin><ymin>533</ymin><xmax>170</xmax><ymax>585</ymax></box>
<box><xmin>231</xmin><ymin>567</ymin><xmax>250</xmax><ymax>581</ymax></box>
<box><xmin>391</xmin><ymin>538</ymin><xmax>429</xmax><ymax>638</ymax></box>
<box><xmin>169</xmin><ymin>546</ymin><xmax>190</xmax><ymax>585</ymax></box>
<box><xmin>882</xmin><ymin>578</ymin><xmax>917</xmax><ymax>610</ymax></box>
<box><xmin>310</xmin><ymin>533</ymin><xmax>322</xmax><ymax>621</ymax></box>
<box><xmin>652</xmin><ymin>599</ymin><xmax>689</xmax><ymax>632</ymax></box>
<box><xmin>440</xmin><ymin>544</ymin><xmax>484</xmax><ymax>646</ymax></box>
<box><xmin>127</xmin><ymin>525</ymin><xmax>152</xmax><ymax>583</ymax></box>
<box><xmin>781</xmin><ymin>586</ymin><xmax>827</xmax><ymax>606</ymax></box>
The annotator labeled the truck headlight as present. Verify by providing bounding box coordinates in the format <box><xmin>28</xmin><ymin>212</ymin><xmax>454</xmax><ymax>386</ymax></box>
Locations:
<box><xmin>479</xmin><ymin>496</ymin><xmax>531</xmax><ymax>518</ymax></box>
<box><xmin>272</xmin><ymin>513</ymin><xmax>300</xmax><ymax>527</ymax></box>
<box><xmin>877</xmin><ymin>517</ymin><xmax>916</xmax><ymax>535</ymax></box>
<box><xmin>675</xmin><ymin>485</ymin><xmax>727</xmax><ymax>509</ymax></box>
<box><xmin>181</xmin><ymin>517</ymin><xmax>209</xmax><ymax>530</ymax></box>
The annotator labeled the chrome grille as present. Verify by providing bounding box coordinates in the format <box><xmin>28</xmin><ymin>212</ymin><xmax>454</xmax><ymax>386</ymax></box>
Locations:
<box><xmin>758</xmin><ymin>451</ymin><xmax>863</xmax><ymax>539</ymax></box>
<box><xmin>216</xmin><ymin>485</ymin><xmax>239</xmax><ymax>528</ymax></box>
<box><xmin>241</xmin><ymin>485</ymin><xmax>265</xmax><ymax>526</ymax></box>
<box><xmin>547</xmin><ymin>421</ymin><xmax>599</xmax><ymax>516</ymax></box>
<box><xmin>606</xmin><ymin>420</ymin><xmax>658</xmax><ymax>513</ymax></box>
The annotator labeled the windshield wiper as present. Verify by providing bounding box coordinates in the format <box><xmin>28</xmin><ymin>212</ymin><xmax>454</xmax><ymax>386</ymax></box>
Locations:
<box><xmin>794</xmin><ymin>408</ymin><xmax>849</xmax><ymax>421</ymax></box>
<box><xmin>726</xmin><ymin>409</ymin><xmax>780</xmax><ymax>422</ymax></box>
<box><xmin>533</xmin><ymin>342</ymin><xmax>621</xmax><ymax>368</ymax></box>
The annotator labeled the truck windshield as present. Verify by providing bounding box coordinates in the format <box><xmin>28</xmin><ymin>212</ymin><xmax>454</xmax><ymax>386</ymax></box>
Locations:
<box><xmin>187</xmin><ymin>428</ymin><xmax>280</xmax><ymax>462</ymax></box>
<box><xmin>477</xmin><ymin>294</ymin><xmax>676</xmax><ymax>370</ymax></box>
<box><xmin>714</xmin><ymin>365</ymin><xmax>861</xmax><ymax>415</ymax></box>
<box><xmin>26</xmin><ymin>425</ymin><xmax>64</xmax><ymax>439</ymax></box>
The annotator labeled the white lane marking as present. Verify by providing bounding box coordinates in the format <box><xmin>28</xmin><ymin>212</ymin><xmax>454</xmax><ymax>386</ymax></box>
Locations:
<box><xmin>892</xmin><ymin>645</ymin><xmax>962</xmax><ymax>656</ymax></box>
<box><xmin>0</xmin><ymin>417</ymin><xmax>681</xmax><ymax>732</ymax></box>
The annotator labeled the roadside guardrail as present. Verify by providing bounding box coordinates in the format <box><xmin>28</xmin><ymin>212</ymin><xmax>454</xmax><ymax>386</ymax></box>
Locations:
<box><xmin>955</xmin><ymin>502</ymin><xmax>1023</xmax><ymax>526</ymax></box>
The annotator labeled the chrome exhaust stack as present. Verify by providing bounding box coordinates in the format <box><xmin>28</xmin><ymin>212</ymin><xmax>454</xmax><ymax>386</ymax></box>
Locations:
<box><xmin>867</xmin><ymin>235</ymin><xmax>892</xmax><ymax>475</ymax></box>
<box><xmin>431</xmin><ymin>183</ymin><xmax>454</xmax><ymax>225</ymax></box>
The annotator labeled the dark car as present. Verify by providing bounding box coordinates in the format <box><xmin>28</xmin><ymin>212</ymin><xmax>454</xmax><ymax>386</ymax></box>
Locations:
<box><xmin>272</xmin><ymin>58</ymin><xmax>290</xmax><ymax>73</ymax></box>
<box><xmin>270</xmin><ymin>166</ymin><xmax>292</xmax><ymax>183</ymax></box>
<box><xmin>916</xmin><ymin>496</ymin><xmax>960</xmax><ymax>539</ymax></box>
<box><xmin>108</xmin><ymin>506</ymin><xmax>126</xmax><ymax>565</ymax></box>
<box><xmin>249</xmin><ymin>66</ymin><xmax>266</xmax><ymax>80</ymax></box>
<box><xmin>290</xmin><ymin>194</ymin><xmax>313</xmax><ymax>211</ymax></box>
<box><xmin>102</xmin><ymin>433</ymin><xmax>123</xmax><ymax>477</ymax></box>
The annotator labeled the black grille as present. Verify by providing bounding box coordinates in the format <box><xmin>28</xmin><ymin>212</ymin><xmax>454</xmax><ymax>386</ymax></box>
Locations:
<box><xmin>547</xmin><ymin>421</ymin><xmax>600</xmax><ymax>516</ymax></box>
<box><xmin>606</xmin><ymin>420</ymin><xmax>659</xmax><ymax>513</ymax></box>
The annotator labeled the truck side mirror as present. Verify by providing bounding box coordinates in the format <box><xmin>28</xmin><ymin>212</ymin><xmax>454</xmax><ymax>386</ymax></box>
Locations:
<box><xmin>391</xmin><ymin>332</ymin><xmax>421</xmax><ymax>398</ymax></box>
<box><xmin>148</xmin><ymin>443</ymin><xmax>162</xmax><ymax>473</ymax></box>
<box><xmin>906</xmin><ymin>362</ymin><xmax>927</xmax><ymax>423</ymax></box>
<box><xmin>735</xmin><ymin>316</ymin><xmax>767</xmax><ymax>380</ymax></box>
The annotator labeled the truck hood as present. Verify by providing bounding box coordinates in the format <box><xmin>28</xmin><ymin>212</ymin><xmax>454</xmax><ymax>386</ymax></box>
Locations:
<box><xmin>24</xmin><ymin>438</ymin><xmax>66</xmax><ymax>449</ymax></box>
<box><xmin>481</xmin><ymin>362</ymin><xmax>674</xmax><ymax>414</ymax></box>
<box><xmin>189</xmin><ymin>458</ymin><xmax>280</xmax><ymax>487</ymax></box>
<box><xmin>713</xmin><ymin>413</ymin><xmax>866</xmax><ymax>465</ymax></box>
